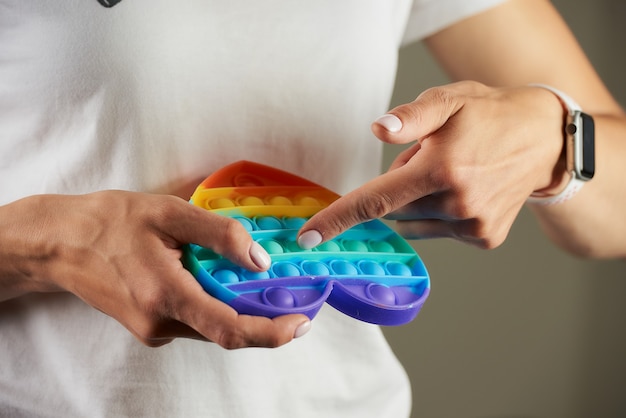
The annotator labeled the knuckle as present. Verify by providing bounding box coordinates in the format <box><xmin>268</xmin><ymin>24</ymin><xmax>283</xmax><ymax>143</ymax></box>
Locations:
<box><xmin>220</xmin><ymin>218</ymin><xmax>249</xmax><ymax>248</ymax></box>
<box><xmin>213</xmin><ymin>317</ymin><xmax>287</xmax><ymax>349</ymax></box>
<box><xmin>445</xmin><ymin>193</ymin><xmax>480</xmax><ymax>220</ymax></box>
<box><xmin>419</xmin><ymin>86</ymin><xmax>456</xmax><ymax>115</ymax></box>
<box><xmin>477</xmin><ymin>233</ymin><xmax>505</xmax><ymax>250</ymax></box>
<box><xmin>458</xmin><ymin>79</ymin><xmax>486</xmax><ymax>93</ymax></box>
<box><xmin>138</xmin><ymin>286</ymin><xmax>170</xmax><ymax>315</ymax></box>
<box><xmin>448</xmin><ymin>172</ymin><xmax>472</xmax><ymax>193</ymax></box>
<box><xmin>429</xmin><ymin>163</ymin><xmax>458</xmax><ymax>190</ymax></box>
<box><xmin>263</xmin><ymin>333</ymin><xmax>285</xmax><ymax>349</ymax></box>
<box><xmin>149</xmin><ymin>195</ymin><xmax>182</xmax><ymax>223</ymax></box>
<box><xmin>454</xmin><ymin>218</ymin><xmax>505</xmax><ymax>250</ymax></box>
<box><xmin>427</xmin><ymin>86</ymin><xmax>454</xmax><ymax>104</ymax></box>
<box><xmin>399</xmin><ymin>84</ymin><xmax>462</xmax><ymax>128</ymax></box>
<box><xmin>215</xmin><ymin>328</ymin><xmax>246</xmax><ymax>350</ymax></box>
<box><xmin>486</xmin><ymin>226</ymin><xmax>509</xmax><ymax>249</ymax></box>
<box><xmin>133</xmin><ymin>319</ymin><xmax>168</xmax><ymax>346</ymax></box>
<box><xmin>129</xmin><ymin>289</ymin><xmax>177</xmax><ymax>342</ymax></box>
<box><xmin>430</xmin><ymin>167</ymin><xmax>484</xmax><ymax>220</ymax></box>
<box><xmin>225</xmin><ymin>216</ymin><xmax>247</xmax><ymax>235</ymax></box>
<box><xmin>215</xmin><ymin>218</ymin><xmax>251</xmax><ymax>264</ymax></box>
<box><xmin>354</xmin><ymin>192</ymin><xmax>395</xmax><ymax>222</ymax></box>
<box><xmin>470</xmin><ymin>221</ymin><xmax>491</xmax><ymax>244</ymax></box>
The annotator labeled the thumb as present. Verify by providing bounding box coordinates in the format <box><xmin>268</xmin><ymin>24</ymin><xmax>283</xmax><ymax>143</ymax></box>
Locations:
<box><xmin>372</xmin><ymin>85</ymin><xmax>465</xmax><ymax>145</ymax></box>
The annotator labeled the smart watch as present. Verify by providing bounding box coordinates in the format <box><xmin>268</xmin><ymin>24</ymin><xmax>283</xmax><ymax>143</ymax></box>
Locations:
<box><xmin>527</xmin><ymin>84</ymin><xmax>595</xmax><ymax>205</ymax></box>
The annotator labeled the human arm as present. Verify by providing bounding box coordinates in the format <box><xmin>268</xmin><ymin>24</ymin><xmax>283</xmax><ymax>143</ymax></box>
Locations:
<box><xmin>298</xmin><ymin>0</ymin><xmax>626</xmax><ymax>259</ymax></box>
<box><xmin>0</xmin><ymin>191</ymin><xmax>310</xmax><ymax>348</ymax></box>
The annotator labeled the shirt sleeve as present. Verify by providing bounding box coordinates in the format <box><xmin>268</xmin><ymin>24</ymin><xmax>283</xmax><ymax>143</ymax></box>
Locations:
<box><xmin>402</xmin><ymin>0</ymin><xmax>510</xmax><ymax>46</ymax></box>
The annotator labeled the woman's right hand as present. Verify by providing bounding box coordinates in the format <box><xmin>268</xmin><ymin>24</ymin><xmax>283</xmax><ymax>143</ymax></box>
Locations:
<box><xmin>0</xmin><ymin>191</ymin><xmax>311</xmax><ymax>348</ymax></box>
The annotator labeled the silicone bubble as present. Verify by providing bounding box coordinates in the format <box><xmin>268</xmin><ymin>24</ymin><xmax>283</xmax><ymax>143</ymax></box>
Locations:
<box><xmin>209</xmin><ymin>198</ymin><xmax>235</xmax><ymax>209</ymax></box>
<box><xmin>386</xmin><ymin>262</ymin><xmax>412</xmax><ymax>277</ymax></box>
<box><xmin>212</xmin><ymin>269</ymin><xmax>240</xmax><ymax>284</ymax></box>
<box><xmin>358</xmin><ymin>260</ymin><xmax>386</xmax><ymax>276</ymax></box>
<box><xmin>342</xmin><ymin>239</ymin><xmax>369</xmax><ymax>252</ymax></box>
<box><xmin>315</xmin><ymin>241</ymin><xmax>341</xmax><ymax>252</ymax></box>
<box><xmin>262</xmin><ymin>287</ymin><xmax>296</xmax><ymax>308</ymax></box>
<box><xmin>330</xmin><ymin>260</ymin><xmax>359</xmax><ymax>276</ymax></box>
<box><xmin>369</xmin><ymin>240</ymin><xmax>395</xmax><ymax>253</ymax></box>
<box><xmin>234</xmin><ymin>216</ymin><xmax>255</xmax><ymax>232</ymax></box>
<box><xmin>283</xmin><ymin>217</ymin><xmax>307</xmax><ymax>229</ymax></box>
<box><xmin>239</xmin><ymin>196</ymin><xmax>264</xmax><ymax>206</ymax></box>
<box><xmin>301</xmin><ymin>260</ymin><xmax>331</xmax><ymax>276</ymax></box>
<box><xmin>267</xmin><ymin>196</ymin><xmax>292</xmax><ymax>206</ymax></box>
<box><xmin>256</xmin><ymin>216</ymin><xmax>283</xmax><ymax>230</ymax></box>
<box><xmin>258</xmin><ymin>239</ymin><xmax>284</xmax><ymax>255</ymax></box>
<box><xmin>284</xmin><ymin>241</ymin><xmax>308</xmax><ymax>253</ymax></box>
<box><xmin>182</xmin><ymin>160</ymin><xmax>430</xmax><ymax>326</ymax></box>
<box><xmin>272</xmin><ymin>261</ymin><xmax>302</xmax><ymax>278</ymax></box>
<box><xmin>234</xmin><ymin>173</ymin><xmax>264</xmax><ymax>187</ymax></box>
<box><xmin>365</xmin><ymin>283</ymin><xmax>397</xmax><ymax>305</ymax></box>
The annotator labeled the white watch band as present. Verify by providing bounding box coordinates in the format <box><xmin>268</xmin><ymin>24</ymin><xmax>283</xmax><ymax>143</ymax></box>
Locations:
<box><xmin>526</xmin><ymin>176</ymin><xmax>585</xmax><ymax>205</ymax></box>
<box><xmin>526</xmin><ymin>83</ymin><xmax>585</xmax><ymax>206</ymax></box>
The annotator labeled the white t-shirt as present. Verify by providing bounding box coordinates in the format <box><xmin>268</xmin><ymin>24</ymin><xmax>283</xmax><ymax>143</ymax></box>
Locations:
<box><xmin>0</xmin><ymin>1</ymin><xmax>506</xmax><ymax>416</ymax></box>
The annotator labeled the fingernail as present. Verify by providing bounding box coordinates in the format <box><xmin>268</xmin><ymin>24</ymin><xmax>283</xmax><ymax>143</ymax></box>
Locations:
<box><xmin>297</xmin><ymin>230</ymin><xmax>323</xmax><ymax>250</ymax></box>
<box><xmin>294</xmin><ymin>320</ymin><xmax>311</xmax><ymax>338</ymax></box>
<box><xmin>249</xmin><ymin>241</ymin><xmax>271</xmax><ymax>269</ymax></box>
<box><xmin>374</xmin><ymin>114</ymin><xmax>402</xmax><ymax>133</ymax></box>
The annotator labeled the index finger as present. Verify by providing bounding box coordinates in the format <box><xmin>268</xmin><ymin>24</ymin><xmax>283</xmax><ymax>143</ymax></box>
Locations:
<box><xmin>296</xmin><ymin>161</ymin><xmax>435</xmax><ymax>249</ymax></box>
<box><xmin>157</xmin><ymin>196</ymin><xmax>272</xmax><ymax>272</ymax></box>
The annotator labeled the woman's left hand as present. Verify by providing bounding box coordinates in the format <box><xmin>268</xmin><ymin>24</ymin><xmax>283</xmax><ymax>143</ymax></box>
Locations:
<box><xmin>298</xmin><ymin>81</ymin><xmax>566</xmax><ymax>249</ymax></box>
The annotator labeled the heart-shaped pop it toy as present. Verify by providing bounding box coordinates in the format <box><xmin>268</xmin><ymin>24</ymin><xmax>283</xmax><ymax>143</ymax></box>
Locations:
<box><xmin>181</xmin><ymin>161</ymin><xmax>430</xmax><ymax>325</ymax></box>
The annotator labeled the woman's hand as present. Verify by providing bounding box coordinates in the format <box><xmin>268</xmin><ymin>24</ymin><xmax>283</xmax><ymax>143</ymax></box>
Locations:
<box><xmin>298</xmin><ymin>81</ymin><xmax>566</xmax><ymax>249</ymax></box>
<box><xmin>0</xmin><ymin>191</ymin><xmax>310</xmax><ymax>348</ymax></box>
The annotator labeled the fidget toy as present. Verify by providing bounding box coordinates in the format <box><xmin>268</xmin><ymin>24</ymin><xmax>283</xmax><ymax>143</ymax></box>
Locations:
<box><xmin>181</xmin><ymin>161</ymin><xmax>430</xmax><ymax>326</ymax></box>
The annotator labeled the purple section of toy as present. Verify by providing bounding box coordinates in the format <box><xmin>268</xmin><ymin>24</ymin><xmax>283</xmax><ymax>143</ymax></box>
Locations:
<box><xmin>225</xmin><ymin>276</ymin><xmax>430</xmax><ymax>325</ymax></box>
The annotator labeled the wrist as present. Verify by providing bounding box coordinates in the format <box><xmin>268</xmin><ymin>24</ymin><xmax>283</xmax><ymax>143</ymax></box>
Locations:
<box><xmin>526</xmin><ymin>84</ymin><xmax>595</xmax><ymax>205</ymax></box>
<box><xmin>0</xmin><ymin>196</ymin><xmax>64</xmax><ymax>300</ymax></box>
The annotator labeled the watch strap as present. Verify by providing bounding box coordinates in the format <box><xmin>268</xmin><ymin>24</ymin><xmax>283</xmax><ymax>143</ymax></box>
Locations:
<box><xmin>528</xmin><ymin>83</ymin><xmax>581</xmax><ymax>114</ymax></box>
<box><xmin>526</xmin><ymin>176</ymin><xmax>585</xmax><ymax>206</ymax></box>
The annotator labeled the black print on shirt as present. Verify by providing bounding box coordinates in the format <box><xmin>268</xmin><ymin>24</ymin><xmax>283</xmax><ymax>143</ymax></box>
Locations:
<box><xmin>96</xmin><ymin>0</ymin><xmax>124</xmax><ymax>7</ymax></box>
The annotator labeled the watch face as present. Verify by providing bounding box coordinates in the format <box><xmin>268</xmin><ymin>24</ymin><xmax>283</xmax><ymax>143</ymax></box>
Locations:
<box><xmin>580</xmin><ymin>112</ymin><xmax>595</xmax><ymax>180</ymax></box>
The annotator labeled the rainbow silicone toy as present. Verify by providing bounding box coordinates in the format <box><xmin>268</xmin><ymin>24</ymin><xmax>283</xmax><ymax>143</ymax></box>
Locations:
<box><xmin>181</xmin><ymin>161</ymin><xmax>430</xmax><ymax>326</ymax></box>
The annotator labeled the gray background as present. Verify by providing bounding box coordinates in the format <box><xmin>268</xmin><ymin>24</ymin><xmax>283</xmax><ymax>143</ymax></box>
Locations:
<box><xmin>382</xmin><ymin>1</ymin><xmax>626</xmax><ymax>417</ymax></box>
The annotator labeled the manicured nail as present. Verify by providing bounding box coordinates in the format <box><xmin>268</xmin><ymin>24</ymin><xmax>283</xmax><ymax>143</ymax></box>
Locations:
<box><xmin>374</xmin><ymin>114</ymin><xmax>402</xmax><ymax>133</ymax></box>
<box><xmin>297</xmin><ymin>230</ymin><xmax>323</xmax><ymax>250</ymax></box>
<box><xmin>249</xmin><ymin>241</ymin><xmax>271</xmax><ymax>269</ymax></box>
<box><xmin>294</xmin><ymin>320</ymin><xmax>311</xmax><ymax>338</ymax></box>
